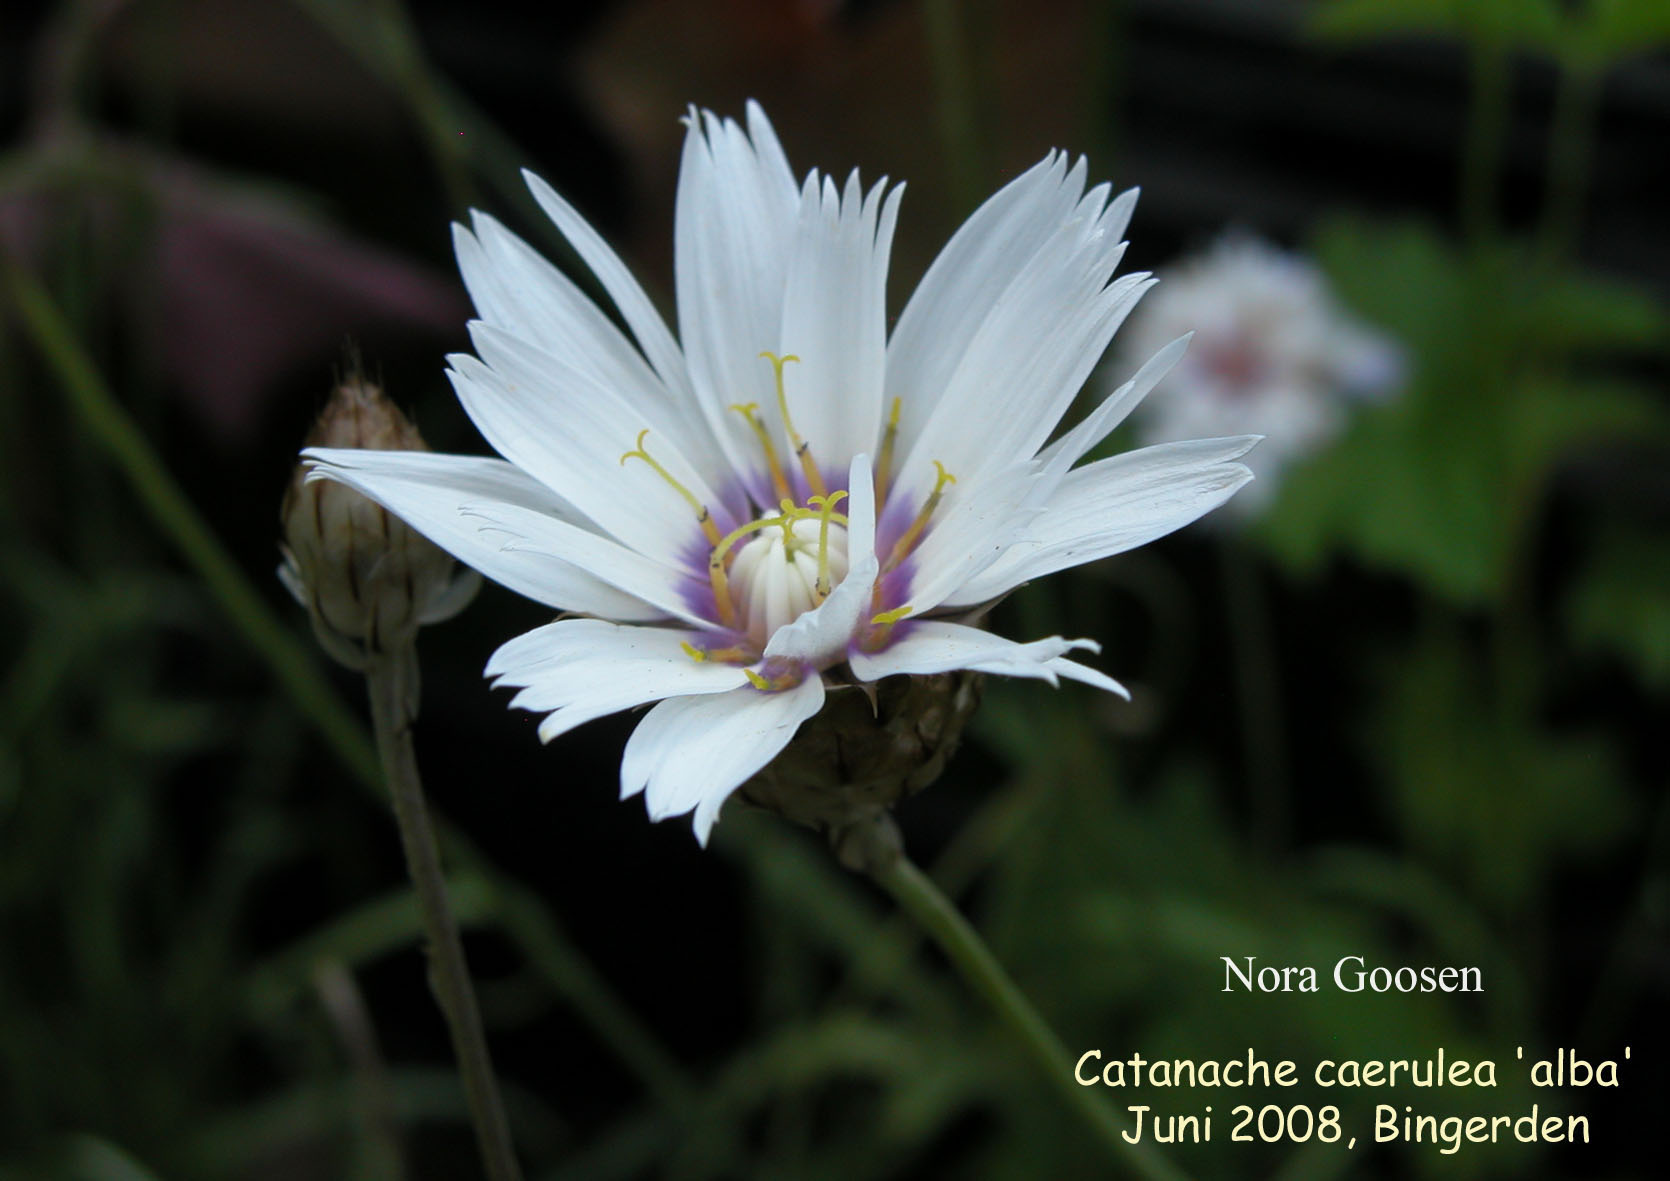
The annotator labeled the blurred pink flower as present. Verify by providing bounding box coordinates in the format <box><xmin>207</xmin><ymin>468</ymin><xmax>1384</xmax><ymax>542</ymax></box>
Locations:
<box><xmin>1</xmin><ymin>143</ymin><xmax>465</xmax><ymax>441</ymax></box>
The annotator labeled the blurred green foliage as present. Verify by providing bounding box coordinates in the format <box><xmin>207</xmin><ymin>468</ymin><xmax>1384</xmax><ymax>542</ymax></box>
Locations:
<box><xmin>1310</xmin><ymin>0</ymin><xmax>1670</xmax><ymax>68</ymax></box>
<box><xmin>1260</xmin><ymin>219</ymin><xmax>1668</xmax><ymax>605</ymax></box>
<box><xmin>1566</xmin><ymin>522</ymin><xmax>1670</xmax><ymax>690</ymax></box>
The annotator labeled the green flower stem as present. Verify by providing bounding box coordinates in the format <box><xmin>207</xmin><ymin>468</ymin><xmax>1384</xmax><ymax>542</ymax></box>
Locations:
<box><xmin>1460</xmin><ymin>40</ymin><xmax>1511</xmax><ymax>246</ymax></box>
<box><xmin>871</xmin><ymin>855</ymin><xmax>1192</xmax><ymax>1181</ymax></box>
<box><xmin>5</xmin><ymin>260</ymin><xmax>694</xmax><ymax>1114</ymax></box>
<box><xmin>1535</xmin><ymin>61</ymin><xmax>1601</xmax><ymax>272</ymax></box>
<box><xmin>366</xmin><ymin>646</ymin><xmax>522</xmax><ymax>1181</ymax></box>
<box><xmin>289</xmin><ymin>0</ymin><xmax>571</xmax><ymax>268</ymax></box>
<box><xmin>922</xmin><ymin>0</ymin><xmax>987</xmax><ymax>216</ymax></box>
<box><xmin>366</xmin><ymin>0</ymin><xmax>477</xmax><ymax>214</ymax></box>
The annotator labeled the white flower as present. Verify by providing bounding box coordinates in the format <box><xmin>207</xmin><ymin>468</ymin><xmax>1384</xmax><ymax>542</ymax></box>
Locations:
<box><xmin>305</xmin><ymin>103</ymin><xmax>1255</xmax><ymax>843</ymax></box>
<box><xmin>1120</xmin><ymin>232</ymin><xmax>1403</xmax><ymax>514</ymax></box>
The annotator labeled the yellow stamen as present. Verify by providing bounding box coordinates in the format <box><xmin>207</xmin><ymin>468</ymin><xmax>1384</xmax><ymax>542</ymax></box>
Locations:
<box><xmin>682</xmin><ymin>641</ymin><xmax>754</xmax><ymax>665</ymax></box>
<box><xmin>744</xmin><ymin>665</ymin><xmax>804</xmax><ymax>693</ymax></box>
<box><xmin>882</xmin><ymin>461</ymin><xmax>956</xmax><ymax>573</ymax></box>
<box><xmin>875</xmin><ymin>396</ymin><xmax>902</xmax><ymax>505</ymax></box>
<box><xmin>729</xmin><ymin>402</ymin><xmax>792</xmax><ymax>502</ymax></box>
<box><xmin>777</xmin><ymin>499</ymin><xmax>798</xmax><ymax>550</ymax></box>
<box><xmin>862</xmin><ymin>603</ymin><xmax>912</xmax><ymax>653</ymax></box>
<box><xmin>621</xmin><ymin>429</ymin><xmax>722</xmax><ymax>547</ymax></box>
<box><xmin>708</xmin><ymin>514</ymin><xmax>787</xmax><ymax>628</ymax></box>
<box><xmin>808</xmin><ymin>490</ymin><xmax>848</xmax><ymax>600</ymax></box>
<box><xmin>759</xmin><ymin>351</ymin><xmax>826</xmax><ymax>498</ymax></box>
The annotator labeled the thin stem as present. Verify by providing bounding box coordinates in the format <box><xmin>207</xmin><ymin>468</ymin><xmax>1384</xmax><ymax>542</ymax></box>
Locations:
<box><xmin>1460</xmin><ymin>40</ymin><xmax>1512</xmax><ymax>247</ymax></box>
<box><xmin>366</xmin><ymin>0</ymin><xmax>476</xmax><ymax>214</ymax></box>
<box><xmin>871</xmin><ymin>855</ymin><xmax>1191</xmax><ymax>1181</ymax></box>
<box><xmin>366</xmin><ymin>645</ymin><xmax>523</xmax><ymax>1181</ymax></box>
<box><xmin>1090</xmin><ymin>0</ymin><xmax>1130</xmax><ymax>173</ymax></box>
<box><xmin>5</xmin><ymin>259</ymin><xmax>694</xmax><ymax>1113</ymax></box>
<box><xmin>312</xmin><ymin>959</ymin><xmax>407</xmax><ymax>1181</ymax></box>
<box><xmin>1535</xmin><ymin>61</ymin><xmax>1601</xmax><ymax>272</ymax></box>
<box><xmin>921</xmin><ymin>0</ymin><xmax>987</xmax><ymax>216</ymax></box>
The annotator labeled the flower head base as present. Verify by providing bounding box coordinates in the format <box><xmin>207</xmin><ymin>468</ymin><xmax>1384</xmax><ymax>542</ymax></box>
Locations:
<box><xmin>1121</xmin><ymin>232</ymin><xmax>1404</xmax><ymax>515</ymax></box>
<box><xmin>303</xmin><ymin>103</ymin><xmax>1257</xmax><ymax>844</ymax></box>
<box><xmin>740</xmin><ymin>671</ymin><xmax>984</xmax><ymax>872</ymax></box>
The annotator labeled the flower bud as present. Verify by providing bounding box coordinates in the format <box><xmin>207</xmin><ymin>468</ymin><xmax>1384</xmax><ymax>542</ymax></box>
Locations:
<box><xmin>279</xmin><ymin>378</ymin><xmax>479</xmax><ymax>673</ymax></box>
<box><xmin>738</xmin><ymin>669</ymin><xmax>984</xmax><ymax>871</ymax></box>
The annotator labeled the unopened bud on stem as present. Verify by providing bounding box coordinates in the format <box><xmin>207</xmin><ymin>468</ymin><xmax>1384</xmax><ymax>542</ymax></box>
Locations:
<box><xmin>280</xmin><ymin>377</ymin><xmax>479</xmax><ymax>694</ymax></box>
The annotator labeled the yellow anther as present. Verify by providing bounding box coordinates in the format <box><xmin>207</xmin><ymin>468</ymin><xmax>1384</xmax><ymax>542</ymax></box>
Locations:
<box><xmin>809</xmin><ymin>490</ymin><xmax>848</xmax><ymax>599</ymax></box>
<box><xmin>683</xmin><ymin>640</ymin><xmax>754</xmax><ymax>665</ymax></box>
<box><xmin>882</xmin><ymin>461</ymin><xmax>957</xmax><ymax>573</ymax></box>
<box><xmin>875</xmin><ymin>396</ymin><xmax>903</xmax><ymax>504</ymax></box>
<box><xmin>861</xmin><ymin>603</ymin><xmax>913</xmax><ymax>653</ymax></box>
<box><xmin>621</xmin><ymin>429</ymin><xmax>722</xmax><ymax>547</ymax></box>
<box><xmin>743</xmin><ymin>664</ymin><xmax>805</xmax><ymax>693</ymax></box>
<box><xmin>759</xmin><ymin>351</ymin><xmax>826</xmax><ymax>498</ymax></box>
<box><xmin>729</xmin><ymin>401</ymin><xmax>791</xmax><ymax>502</ymax></box>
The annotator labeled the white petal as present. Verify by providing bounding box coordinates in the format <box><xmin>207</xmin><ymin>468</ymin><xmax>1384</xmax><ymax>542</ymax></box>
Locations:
<box><xmin>1049</xmin><ymin>658</ymin><xmax>1131</xmax><ymax>698</ymax></box>
<box><xmin>890</xmin><ymin>174</ymin><xmax>1144</xmax><ymax>503</ymax></box>
<box><xmin>673</xmin><ymin>105</ymin><xmax>804</xmax><ymax>499</ymax></box>
<box><xmin>454</xmin><ymin>215</ymin><xmax>710</xmax><ymax>466</ymax></box>
<box><xmin>895</xmin><ymin>260</ymin><xmax>1153</xmax><ymax>507</ymax></box>
<box><xmin>945</xmin><ymin>436</ymin><xmax>1258</xmax><ymax>607</ymax></box>
<box><xmin>778</xmin><ymin>172</ymin><xmax>902</xmax><ymax>467</ymax></box>
<box><xmin>896</xmin><ymin>461</ymin><xmax>1042</xmax><ymax>616</ymax></box>
<box><xmin>850</xmin><ymin>620</ymin><xmax>1122</xmax><ymax>695</ymax></box>
<box><xmin>619</xmin><ymin>675</ymin><xmax>826</xmax><ymax>844</ymax></box>
<box><xmin>1037</xmin><ymin>333</ymin><xmax>1194</xmax><ymax>476</ymax></box>
<box><xmin>449</xmin><ymin>329</ymin><xmax>727</xmax><ymax>557</ymax></box>
<box><xmin>447</xmin><ymin>493</ymin><xmax>718</xmax><ymax>629</ymax></box>
<box><xmin>761</xmin><ymin>454</ymin><xmax>877</xmax><ymax>669</ymax></box>
<box><xmin>743</xmin><ymin>99</ymin><xmax>796</xmax><ymax>198</ymax></box>
<box><xmin>300</xmin><ymin>449</ymin><xmax>666</xmax><ymax>621</ymax></box>
<box><xmin>521</xmin><ymin>171</ymin><xmax>696</xmax><ymax>411</ymax></box>
<box><xmin>485</xmin><ymin>619</ymin><xmax>750</xmax><ymax>742</ymax></box>
<box><xmin>887</xmin><ymin>155</ymin><xmax>1090</xmax><ymax>459</ymax></box>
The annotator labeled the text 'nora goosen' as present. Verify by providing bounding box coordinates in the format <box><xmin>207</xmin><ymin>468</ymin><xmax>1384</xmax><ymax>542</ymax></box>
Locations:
<box><xmin>1223</xmin><ymin>956</ymin><xmax>1483</xmax><ymax>994</ymax></box>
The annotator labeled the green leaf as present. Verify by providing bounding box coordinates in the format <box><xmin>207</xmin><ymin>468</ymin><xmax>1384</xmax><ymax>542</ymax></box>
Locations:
<box><xmin>55</xmin><ymin>1136</ymin><xmax>164</xmax><ymax>1181</ymax></box>
<box><xmin>1258</xmin><ymin>218</ymin><xmax>1670</xmax><ymax>603</ymax></box>
<box><xmin>1307</xmin><ymin>0</ymin><xmax>1562</xmax><ymax>47</ymax></box>
<box><xmin>1567</xmin><ymin>0</ymin><xmax>1670</xmax><ymax>68</ymax></box>
<box><xmin>1372</xmin><ymin>637</ymin><xmax>1630</xmax><ymax>911</ymax></box>
<box><xmin>1525</xmin><ymin>267</ymin><xmax>1670</xmax><ymax>355</ymax></box>
<box><xmin>1566</xmin><ymin>522</ymin><xmax>1670</xmax><ymax>690</ymax></box>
